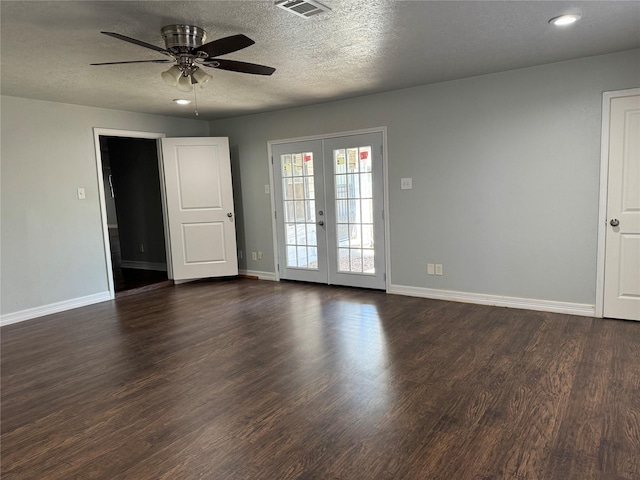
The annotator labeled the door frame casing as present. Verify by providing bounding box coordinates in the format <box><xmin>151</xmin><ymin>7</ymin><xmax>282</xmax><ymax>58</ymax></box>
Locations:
<box><xmin>595</xmin><ymin>88</ymin><xmax>640</xmax><ymax>318</ymax></box>
<box><xmin>267</xmin><ymin>127</ymin><xmax>390</xmax><ymax>292</ymax></box>
<box><xmin>93</xmin><ymin>128</ymin><xmax>171</xmax><ymax>299</ymax></box>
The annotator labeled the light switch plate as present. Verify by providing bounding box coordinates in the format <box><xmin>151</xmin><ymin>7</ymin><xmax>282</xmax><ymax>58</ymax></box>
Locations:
<box><xmin>77</xmin><ymin>187</ymin><xmax>86</xmax><ymax>200</ymax></box>
<box><xmin>264</xmin><ymin>184</ymin><xmax>270</xmax><ymax>194</ymax></box>
<box><xmin>401</xmin><ymin>178</ymin><xmax>412</xmax><ymax>190</ymax></box>
<box><xmin>427</xmin><ymin>263</ymin><xmax>435</xmax><ymax>275</ymax></box>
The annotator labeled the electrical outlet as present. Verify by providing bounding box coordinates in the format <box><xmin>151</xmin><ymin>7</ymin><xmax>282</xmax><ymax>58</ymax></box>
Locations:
<box><xmin>139</xmin><ymin>244</ymin><xmax>144</xmax><ymax>253</ymax></box>
<box><xmin>427</xmin><ymin>263</ymin><xmax>435</xmax><ymax>275</ymax></box>
<box><xmin>251</xmin><ymin>252</ymin><xmax>257</xmax><ymax>261</ymax></box>
<box><xmin>257</xmin><ymin>251</ymin><xmax>263</xmax><ymax>260</ymax></box>
<box><xmin>435</xmin><ymin>264</ymin><xmax>443</xmax><ymax>276</ymax></box>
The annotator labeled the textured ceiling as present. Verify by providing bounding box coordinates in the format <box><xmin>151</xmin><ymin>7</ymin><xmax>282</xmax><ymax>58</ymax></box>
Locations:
<box><xmin>1</xmin><ymin>1</ymin><xmax>639</xmax><ymax>120</ymax></box>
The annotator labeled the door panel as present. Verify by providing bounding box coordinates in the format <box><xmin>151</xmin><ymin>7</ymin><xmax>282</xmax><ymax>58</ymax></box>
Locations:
<box><xmin>604</xmin><ymin>94</ymin><xmax>640</xmax><ymax>321</ymax></box>
<box><xmin>162</xmin><ymin>137</ymin><xmax>238</xmax><ymax>280</ymax></box>
<box><xmin>272</xmin><ymin>132</ymin><xmax>385</xmax><ymax>289</ymax></box>
<box><xmin>273</xmin><ymin>140</ymin><xmax>328</xmax><ymax>283</ymax></box>
<box><xmin>324</xmin><ymin>133</ymin><xmax>385</xmax><ymax>289</ymax></box>
<box><xmin>175</xmin><ymin>147</ymin><xmax>223</xmax><ymax>208</ymax></box>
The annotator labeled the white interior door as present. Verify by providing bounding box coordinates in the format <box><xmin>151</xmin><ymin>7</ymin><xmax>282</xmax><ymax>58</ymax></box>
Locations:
<box><xmin>603</xmin><ymin>93</ymin><xmax>640</xmax><ymax>321</ymax></box>
<box><xmin>161</xmin><ymin>137</ymin><xmax>238</xmax><ymax>281</ymax></box>
<box><xmin>272</xmin><ymin>132</ymin><xmax>385</xmax><ymax>289</ymax></box>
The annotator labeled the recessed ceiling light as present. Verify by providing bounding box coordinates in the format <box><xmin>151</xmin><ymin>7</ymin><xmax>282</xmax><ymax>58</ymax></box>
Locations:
<box><xmin>173</xmin><ymin>99</ymin><xmax>191</xmax><ymax>105</ymax></box>
<box><xmin>549</xmin><ymin>14</ymin><xmax>581</xmax><ymax>26</ymax></box>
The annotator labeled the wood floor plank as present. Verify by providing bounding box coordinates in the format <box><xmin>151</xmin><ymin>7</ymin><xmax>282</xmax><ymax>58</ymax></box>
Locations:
<box><xmin>2</xmin><ymin>279</ymin><xmax>639</xmax><ymax>479</ymax></box>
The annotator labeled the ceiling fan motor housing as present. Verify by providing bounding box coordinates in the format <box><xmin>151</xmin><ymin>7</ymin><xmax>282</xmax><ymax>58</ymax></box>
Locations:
<box><xmin>161</xmin><ymin>25</ymin><xmax>206</xmax><ymax>53</ymax></box>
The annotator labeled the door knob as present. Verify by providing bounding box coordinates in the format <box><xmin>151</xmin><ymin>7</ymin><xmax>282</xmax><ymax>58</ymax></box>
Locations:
<box><xmin>610</xmin><ymin>219</ymin><xmax>620</xmax><ymax>227</ymax></box>
<box><xmin>227</xmin><ymin>212</ymin><xmax>233</xmax><ymax>218</ymax></box>
<box><xmin>317</xmin><ymin>220</ymin><xmax>325</xmax><ymax>226</ymax></box>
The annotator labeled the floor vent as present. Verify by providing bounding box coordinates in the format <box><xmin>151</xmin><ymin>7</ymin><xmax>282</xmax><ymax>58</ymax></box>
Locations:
<box><xmin>275</xmin><ymin>0</ymin><xmax>331</xmax><ymax>19</ymax></box>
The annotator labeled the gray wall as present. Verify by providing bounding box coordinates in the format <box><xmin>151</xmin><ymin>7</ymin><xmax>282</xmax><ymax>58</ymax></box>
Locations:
<box><xmin>1</xmin><ymin>96</ymin><xmax>208</xmax><ymax>315</ymax></box>
<box><xmin>210</xmin><ymin>49</ymin><xmax>640</xmax><ymax>305</ymax></box>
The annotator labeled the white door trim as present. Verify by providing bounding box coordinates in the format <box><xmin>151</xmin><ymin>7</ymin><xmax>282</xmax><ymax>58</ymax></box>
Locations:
<box><xmin>267</xmin><ymin>127</ymin><xmax>390</xmax><ymax>291</ymax></box>
<box><xmin>595</xmin><ymin>88</ymin><xmax>640</xmax><ymax>318</ymax></box>
<box><xmin>93</xmin><ymin>128</ymin><xmax>167</xmax><ymax>299</ymax></box>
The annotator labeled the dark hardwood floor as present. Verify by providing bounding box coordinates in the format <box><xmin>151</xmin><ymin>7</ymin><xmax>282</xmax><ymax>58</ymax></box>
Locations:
<box><xmin>1</xmin><ymin>279</ymin><xmax>639</xmax><ymax>479</ymax></box>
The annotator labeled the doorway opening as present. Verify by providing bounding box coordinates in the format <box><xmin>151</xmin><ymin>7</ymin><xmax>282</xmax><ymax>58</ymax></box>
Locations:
<box><xmin>98</xmin><ymin>135</ymin><xmax>170</xmax><ymax>296</ymax></box>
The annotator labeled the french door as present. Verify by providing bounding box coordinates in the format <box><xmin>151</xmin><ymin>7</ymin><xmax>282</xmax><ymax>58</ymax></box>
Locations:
<box><xmin>272</xmin><ymin>132</ymin><xmax>385</xmax><ymax>289</ymax></box>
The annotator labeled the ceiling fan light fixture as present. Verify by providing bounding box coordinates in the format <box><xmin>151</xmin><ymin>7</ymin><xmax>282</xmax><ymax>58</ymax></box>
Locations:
<box><xmin>549</xmin><ymin>14</ymin><xmax>581</xmax><ymax>26</ymax></box>
<box><xmin>161</xmin><ymin>65</ymin><xmax>182</xmax><ymax>87</ymax></box>
<box><xmin>192</xmin><ymin>67</ymin><xmax>213</xmax><ymax>86</ymax></box>
<box><xmin>177</xmin><ymin>74</ymin><xmax>194</xmax><ymax>92</ymax></box>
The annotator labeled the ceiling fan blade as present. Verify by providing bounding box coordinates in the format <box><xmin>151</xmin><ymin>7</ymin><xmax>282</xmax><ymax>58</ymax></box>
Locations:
<box><xmin>203</xmin><ymin>59</ymin><xmax>276</xmax><ymax>76</ymax></box>
<box><xmin>91</xmin><ymin>59</ymin><xmax>174</xmax><ymax>65</ymax></box>
<box><xmin>100</xmin><ymin>31</ymin><xmax>171</xmax><ymax>56</ymax></box>
<box><xmin>196</xmin><ymin>34</ymin><xmax>255</xmax><ymax>58</ymax></box>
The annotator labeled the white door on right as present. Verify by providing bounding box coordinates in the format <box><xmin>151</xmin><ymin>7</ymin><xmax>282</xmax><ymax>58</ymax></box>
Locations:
<box><xmin>604</xmin><ymin>93</ymin><xmax>640</xmax><ymax>321</ymax></box>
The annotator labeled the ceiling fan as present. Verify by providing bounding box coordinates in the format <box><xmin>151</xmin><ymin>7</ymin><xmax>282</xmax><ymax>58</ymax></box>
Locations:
<box><xmin>91</xmin><ymin>25</ymin><xmax>276</xmax><ymax>92</ymax></box>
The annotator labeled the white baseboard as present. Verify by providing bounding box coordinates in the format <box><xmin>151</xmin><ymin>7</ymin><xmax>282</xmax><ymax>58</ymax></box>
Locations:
<box><xmin>238</xmin><ymin>269</ymin><xmax>277</xmax><ymax>281</ymax></box>
<box><xmin>1</xmin><ymin>291</ymin><xmax>112</xmax><ymax>327</ymax></box>
<box><xmin>120</xmin><ymin>260</ymin><xmax>167</xmax><ymax>271</ymax></box>
<box><xmin>388</xmin><ymin>284</ymin><xmax>596</xmax><ymax>317</ymax></box>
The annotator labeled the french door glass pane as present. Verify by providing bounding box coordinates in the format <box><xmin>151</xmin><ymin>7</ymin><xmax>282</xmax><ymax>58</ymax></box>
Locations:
<box><xmin>361</xmin><ymin>199</ymin><xmax>373</xmax><ymax>223</ymax></box>
<box><xmin>337</xmin><ymin>224</ymin><xmax>349</xmax><ymax>247</ymax></box>
<box><xmin>282</xmin><ymin>154</ymin><xmax>292</xmax><ymax>177</ymax></box>
<box><xmin>308</xmin><ymin>247</ymin><xmax>318</xmax><ymax>268</ymax></box>
<box><xmin>362</xmin><ymin>224</ymin><xmax>374</xmax><ymax>249</ymax></box>
<box><xmin>297</xmin><ymin>246</ymin><xmax>308</xmax><ymax>268</ymax></box>
<box><xmin>306</xmin><ymin>224</ymin><xmax>317</xmax><ymax>246</ymax></box>
<box><xmin>334</xmin><ymin>146</ymin><xmax>375</xmax><ymax>274</ymax></box>
<box><xmin>305</xmin><ymin>201</ymin><xmax>316</xmax><ymax>222</ymax></box>
<box><xmin>335</xmin><ymin>149</ymin><xmax>346</xmax><ymax>174</ymax></box>
<box><xmin>348</xmin><ymin>199</ymin><xmax>360</xmax><ymax>223</ymax></box>
<box><xmin>296</xmin><ymin>225</ymin><xmax>307</xmax><ymax>245</ymax></box>
<box><xmin>350</xmin><ymin>249</ymin><xmax>362</xmax><ymax>272</ymax></box>
<box><xmin>281</xmin><ymin>152</ymin><xmax>318</xmax><ymax>270</ymax></box>
<box><xmin>286</xmin><ymin>223</ymin><xmax>296</xmax><ymax>243</ymax></box>
<box><xmin>363</xmin><ymin>249</ymin><xmax>375</xmax><ymax>273</ymax></box>
<box><xmin>304</xmin><ymin>177</ymin><xmax>315</xmax><ymax>199</ymax></box>
<box><xmin>284</xmin><ymin>200</ymin><xmax>295</xmax><ymax>222</ymax></box>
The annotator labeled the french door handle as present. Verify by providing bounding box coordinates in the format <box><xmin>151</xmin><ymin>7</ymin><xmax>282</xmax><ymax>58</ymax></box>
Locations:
<box><xmin>317</xmin><ymin>220</ymin><xmax>325</xmax><ymax>227</ymax></box>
